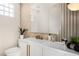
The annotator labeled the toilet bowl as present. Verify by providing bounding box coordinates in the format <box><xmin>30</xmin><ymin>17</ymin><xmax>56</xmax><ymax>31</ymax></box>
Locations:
<box><xmin>5</xmin><ymin>47</ymin><xmax>22</xmax><ymax>56</ymax></box>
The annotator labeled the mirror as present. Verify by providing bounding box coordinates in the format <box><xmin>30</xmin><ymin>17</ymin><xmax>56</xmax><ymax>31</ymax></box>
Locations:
<box><xmin>30</xmin><ymin>3</ymin><xmax>62</xmax><ymax>34</ymax></box>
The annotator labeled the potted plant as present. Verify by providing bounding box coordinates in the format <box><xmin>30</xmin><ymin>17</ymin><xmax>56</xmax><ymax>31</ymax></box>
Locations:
<box><xmin>71</xmin><ymin>36</ymin><xmax>79</xmax><ymax>52</ymax></box>
<box><xmin>71</xmin><ymin>36</ymin><xmax>79</xmax><ymax>45</ymax></box>
<box><xmin>19</xmin><ymin>28</ymin><xmax>28</xmax><ymax>39</ymax></box>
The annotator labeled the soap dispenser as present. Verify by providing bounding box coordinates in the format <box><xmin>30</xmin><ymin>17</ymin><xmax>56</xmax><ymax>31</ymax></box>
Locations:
<box><xmin>48</xmin><ymin>33</ymin><xmax>52</xmax><ymax>41</ymax></box>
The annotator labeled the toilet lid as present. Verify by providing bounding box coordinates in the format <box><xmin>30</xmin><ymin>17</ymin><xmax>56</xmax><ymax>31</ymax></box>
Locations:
<box><xmin>5</xmin><ymin>47</ymin><xmax>21</xmax><ymax>54</ymax></box>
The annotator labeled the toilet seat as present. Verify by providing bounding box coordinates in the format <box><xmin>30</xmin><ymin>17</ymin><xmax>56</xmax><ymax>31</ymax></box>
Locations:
<box><xmin>5</xmin><ymin>47</ymin><xmax>22</xmax><ymax>56</ymax></box>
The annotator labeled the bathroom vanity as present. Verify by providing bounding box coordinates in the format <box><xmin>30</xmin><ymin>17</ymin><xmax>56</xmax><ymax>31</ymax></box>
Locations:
<box><xmin>19</xmin><ymin>38</ymin><xmax>79</xmax><ymax>56</ymax></box>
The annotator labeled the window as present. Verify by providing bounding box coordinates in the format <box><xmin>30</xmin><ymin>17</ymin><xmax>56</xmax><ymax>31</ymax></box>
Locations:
<box><xmin>0</xmin><ymin>3</ymin><xmax>14</xmax><ymax>17</ymax></box>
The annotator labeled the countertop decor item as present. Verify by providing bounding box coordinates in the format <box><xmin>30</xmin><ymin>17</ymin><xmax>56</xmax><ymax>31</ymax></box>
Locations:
<box><xmin>61</xmin><ymin>38</ymin><xmax>75</xmax><ymax>50</ymax></box>
<box><xmin>19</xmin><ymin>27</ymin><xmax>28</xmax><ymax>39</ymax></box>
<box><xmin>48</xmin><ymin>33</ymin><xmax>52</xmax><ymax>41</ymax></box>
<box><xmin>74</xmin><ymin>44</ymin><xmax>79</xmax><ymax>52</ymax></box>
<box><xmin>71</xmin><ymin>36</ymin><xmax>79</xmax><ymax>52</ymax></box>
<box><xmin>35</xmin><ymin>35</ymin><xmax>43</xmax><ymax>40</ymax></box>
<box><xmin>71</xmin><ymin>36</ymin><xmax>79</xmax><ymax>44</ymax></box>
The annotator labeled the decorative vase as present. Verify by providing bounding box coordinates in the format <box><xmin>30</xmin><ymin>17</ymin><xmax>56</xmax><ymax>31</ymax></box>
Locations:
<box><xmin>20</xmin><ymin>35</ymin><xmax>24</xmax><ymax>39</ymax></box>
<box><xmin>74</xmin><ymin>44</ymin><xmax>79</xmax><ymax>52</ymax></box>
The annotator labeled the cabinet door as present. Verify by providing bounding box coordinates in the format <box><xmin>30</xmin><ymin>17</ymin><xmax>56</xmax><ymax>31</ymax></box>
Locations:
<box><xmin>43</xmin><ymin>46</ymin><xmax>65</xmax><ymax>56</ymax></box>
<box><xmin>30</xmin><ymin>43</ymin><xmax>42</xmax><ymax>56</ymax></box>
<box><xmin>19</xmin><ymin>41</ymin><xmax>28</xmax><ymax>56</ymax></box>
<box><xmin>20</xmin><ymin>45</ymin><xmax>28</xmax><ymax>56</ymax></box>
<box><xmin>43</xmin><ymin>46</ymin><xmax>77</xmax><ymax>56</ymax></box>
<box><xmin>43</xmin><ymin>47</ymin><xmax>58</xmax><ymax>56</ymax></box>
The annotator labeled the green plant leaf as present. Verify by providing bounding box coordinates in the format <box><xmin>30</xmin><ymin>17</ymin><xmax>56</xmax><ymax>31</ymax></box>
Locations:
<box><xmin>71</xmin><ymin>36</ymin><xmax>79</xmax><ymax>44</ymax></box>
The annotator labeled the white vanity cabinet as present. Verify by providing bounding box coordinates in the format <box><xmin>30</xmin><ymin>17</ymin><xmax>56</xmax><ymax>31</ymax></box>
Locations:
<box><xmin>19</xmin><ymin>38</ymin><xmax>78</xmax><ymax>56</ymax></box>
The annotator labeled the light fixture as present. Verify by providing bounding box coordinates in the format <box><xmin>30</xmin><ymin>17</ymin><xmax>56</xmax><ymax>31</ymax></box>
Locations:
<box><xmin>68</xmin><ymin>3</ymin><xmax>79</xmax><ymax>11</ymax></box>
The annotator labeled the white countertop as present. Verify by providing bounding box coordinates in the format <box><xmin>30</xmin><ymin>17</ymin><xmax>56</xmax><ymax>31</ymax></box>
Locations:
<box><xmin>19</xmin><ymin>38</ymin><xmax>79</xmax><ymax>56</ymax></box>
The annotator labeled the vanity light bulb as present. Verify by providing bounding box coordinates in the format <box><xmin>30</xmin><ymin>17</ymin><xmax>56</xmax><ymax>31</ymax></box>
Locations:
<box><xmin>68</xmin><ymin>3</ymin><xmax>79</xmax><ymax>11</ymax></box>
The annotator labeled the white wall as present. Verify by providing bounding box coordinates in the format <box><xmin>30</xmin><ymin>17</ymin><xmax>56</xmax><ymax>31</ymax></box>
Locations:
<box><xmin>0</xmin><ymin>3</ymin><xmax>20</xmax><ymax>55</ymax></box>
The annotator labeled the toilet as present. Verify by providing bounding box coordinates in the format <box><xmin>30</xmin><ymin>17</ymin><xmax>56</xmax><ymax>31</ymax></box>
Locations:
<box><xmin>5</xmin><ymin>47</ymin><xmax>22</xmax><ymax>56</ymax></box>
